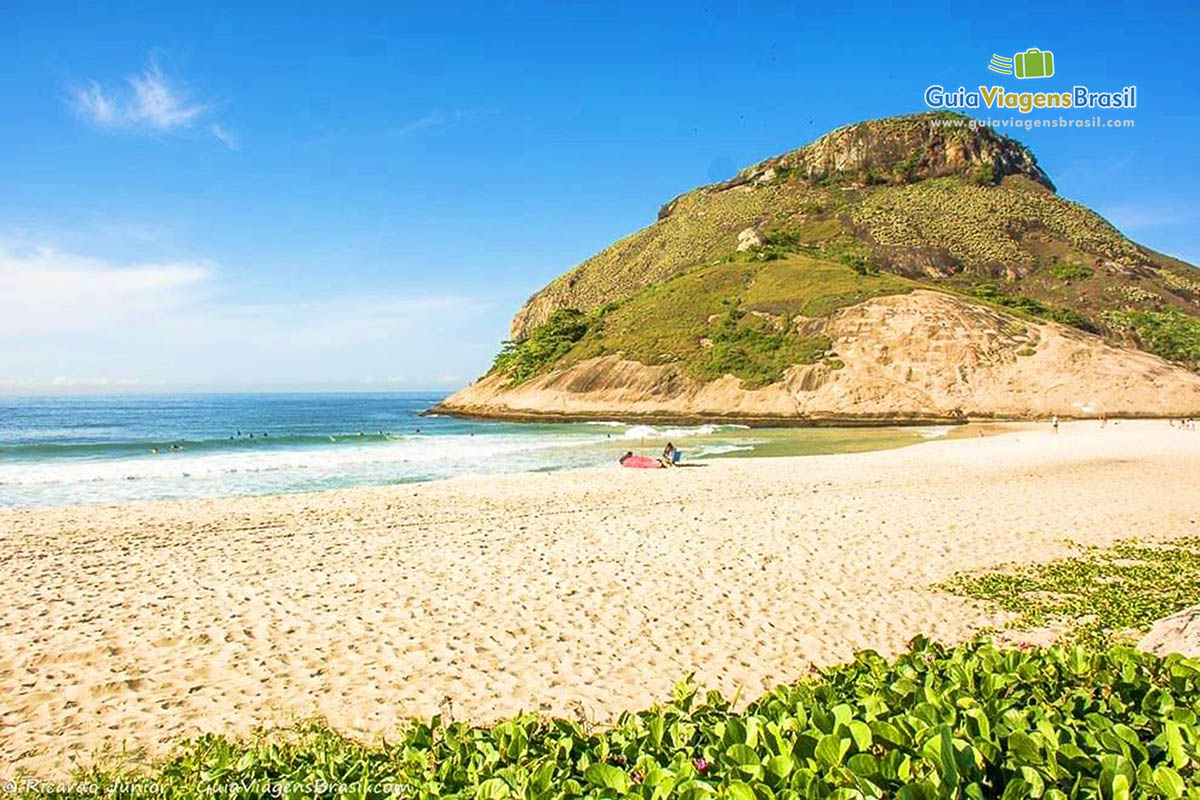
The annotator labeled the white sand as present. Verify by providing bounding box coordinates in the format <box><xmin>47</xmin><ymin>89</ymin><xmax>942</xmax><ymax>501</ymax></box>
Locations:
<box><xmin>2</xmin><ymin>420</ymin><xmax>1197</xmax><ymax>776</ymax></box>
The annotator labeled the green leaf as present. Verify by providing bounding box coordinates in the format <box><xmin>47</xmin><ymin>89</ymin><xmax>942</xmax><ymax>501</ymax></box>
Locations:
<box><xmin>1000</xmin><ymin>778</ymin><xmax>1031</xmax><ymax>800</ymax></box>
<box><xmin>846</xmin><ymin>752</ymin><xmax>879</xmax><ymax>778</ymax></box>
<box><xmin>476</xmin><ymin>778</ymin><xmax>512</xmax><ymax>799</ymax></box>
<box><xmin>726</xmin><ymin>781</ymin><xmax>757</xmax><ymax>800</ymax></box>
<box><xmin>584</xmin><ymin>763</ymin><xmax>631</xmax><ymax>793</ymax></box>
<box><xmin>1163</xmin><ymin>721</ymin><xmax>1188</xmax><ymax>769</ymax></box>
<box><xmin>1007</xmin><ymin>731</ymin><xmax>1042</xmax><ymax>765</ymax></box>
<box><xmin>766</xmin><ymin>753</ymin><xmax>794</xmax><ymax>779</ymax></box>
<box><xmin>726</xmin><ymin>744</ymin><xmax>760</xmax><ymax>767</ymax></box>
<box><xmin>815</xmin><ymin>733</ymin><xmax>850</xmax><ymax>768</ymax></box>
<box><xmin>1153</xmin><ymin>766</ymin><xmax>1185</xmax><ymax>799</ymax></box>
<box><xmin>848</xmin><ymin>720</ymin><xmax>872</xmax><ymax>751</ymax></box>
<box><xmin>1110</xmin><ymin>773</ymin><xmax>1130</xmax><ymax>800</ymax></box>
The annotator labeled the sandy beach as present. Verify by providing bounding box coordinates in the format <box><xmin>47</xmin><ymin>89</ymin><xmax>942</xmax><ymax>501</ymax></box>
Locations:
<box><xmin>2</xmin><ymin>420</ymin><xmax>1198</xmax><ymax>777</ymax></box>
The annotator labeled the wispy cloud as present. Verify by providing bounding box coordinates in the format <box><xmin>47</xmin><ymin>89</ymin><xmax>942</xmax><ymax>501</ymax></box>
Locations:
<box><xmin>209</xmin><ymin>123</ymin><xmax>238</xmax><ymax>150</ymax></box>
<box><xmin>0</xmin><ymin>242</ymin><xmax>500</xmax><ymax>391</ymax></box>
<box><xmin>390</xmin><ymin>108</ymin><xmax>493</xmax><ymax>137</ymax></box>
<box><xmin>67</xmin><ymin>57</ymin><xmax>235</xmax><ymax>148</ymax></box>
<box><xmin>0</xmin><ymin>244</ymin><xmax>213</xmax><ymax>336</ymax></box>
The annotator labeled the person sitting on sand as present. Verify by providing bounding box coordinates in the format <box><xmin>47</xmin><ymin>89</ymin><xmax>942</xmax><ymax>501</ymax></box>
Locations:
<box><xmin>620</xmin><ymin>451</ymin><xmax>662</xmax><ymax>469</ymax></box>
<box><xmin>662</xmin><ymin>442</ymin><xmax>681</xmax><ymax>466</ymax></box>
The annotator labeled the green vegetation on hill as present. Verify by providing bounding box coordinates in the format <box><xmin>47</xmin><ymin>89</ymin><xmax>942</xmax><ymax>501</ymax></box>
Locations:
<box><xmin>687</xmin><ymin>307</ymin><xmax>830</xmax><ymax>390</ymax></box>
<box><xmin>491</xmin><ymin>309</ymin><xmax>603</xmax><ymax>384</ymax></box>
<box><xmin>491</xmin><ymin>252</ymin><xmax>918</xmax><ymax>389</ymax></box>
<box><xmin>962</xmin><ymin>283</ymin><xmax>1099</xmax><ymax>333</ymax></box>
<box><xmin>1104</xmin><ymin>310</ymin><xmax>1200</xmax><ymax>369</ymax></box>
<box><xmin>53</xmin><ymin>640</ymin><xmax>1200</xmax><ymax>799</ymax></box>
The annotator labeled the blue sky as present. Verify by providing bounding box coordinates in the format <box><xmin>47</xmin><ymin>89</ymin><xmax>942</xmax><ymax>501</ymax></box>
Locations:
<box><xmin>3</xmin><ymin>0</ymin><xmax>1198</xmax><ymax>393</ymax></box>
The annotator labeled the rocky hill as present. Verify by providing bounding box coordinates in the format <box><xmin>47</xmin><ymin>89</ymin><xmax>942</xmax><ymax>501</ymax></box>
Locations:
<box><xmin>436</xmin><ymin>113</ymin><xmax>1200</xmax><ymax>423</ymax></box>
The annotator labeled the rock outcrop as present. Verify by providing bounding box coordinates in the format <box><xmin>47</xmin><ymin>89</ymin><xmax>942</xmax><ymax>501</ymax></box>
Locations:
<box><xmin>1139</xmin><ymin>606</ymin><xmax>1200</xmax><ymax>658</ymax></box>
<box><xmin>440</xmin><ymin>113</ymin><xmax>1200</xmax><ymax>424</ymax></box>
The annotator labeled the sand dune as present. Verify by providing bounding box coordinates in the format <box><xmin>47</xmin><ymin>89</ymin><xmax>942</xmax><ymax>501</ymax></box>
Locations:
<box><xmin>2</xmin><ymin>421</ymin><xmax>1198</xmax><ymax>777</ymax></box>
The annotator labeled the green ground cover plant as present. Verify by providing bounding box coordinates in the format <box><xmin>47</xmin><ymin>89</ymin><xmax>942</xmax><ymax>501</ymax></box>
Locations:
<box><xmin>41</xmin><ymin>639</ymin><xmax>1200</xmax><ymax>798</ymax></box>
<box><xmin>942</xmin><ymin>538</ymin><xmax>1200</xmax><ymax>647</ymax></box>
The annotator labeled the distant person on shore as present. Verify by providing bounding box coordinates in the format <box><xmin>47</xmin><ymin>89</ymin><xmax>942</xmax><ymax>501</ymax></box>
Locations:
<box><xmin>1052</xmin><ymin>414</ymin><xmax>1059</xmax><ymax>434</ymax></box>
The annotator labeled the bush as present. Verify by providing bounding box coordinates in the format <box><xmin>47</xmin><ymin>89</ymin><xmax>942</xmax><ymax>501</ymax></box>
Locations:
<box><xmin>491</xmin><ymin>309</ymin><xmax>599</xmax><ymax>384</ymax></box>
<box><xmin>838</xmin><ymin>252</ymin><xmax>879</xmax><ymax>276</ymax></box>
<box><xmin>966</xmin><ymin>283</ymin><xmax>1100</xmax><ymax>333</ymax></box>
<box><xmin>1049</xmin><ymin>262</ymin><xmax>1095</xmax><ymax>282</ymax></box>
<box><xmin>55</xmin><ymin>639</ymin><xmax>1200</xmax><ymax>798</ymax></box>
<box><xmin>1104</xmin><ymin>309</ymin><xmax>1200</xmax><ymax>368</ymax></box>
<box><xmin>970</xmin><ymin>163</ymin><xmax>997</xmax><ymax>186</ymax></box>
<box><xmin>688</xmin><ymin>308</ymin><xmax>828</xmax><ymax>389</ymax></box>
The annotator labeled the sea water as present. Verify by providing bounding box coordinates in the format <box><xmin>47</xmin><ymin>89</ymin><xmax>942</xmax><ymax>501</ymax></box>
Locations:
<box><xmin>0</xmin><ymin>393</ymin><xmax>942</xmax><ymax>508</ymax></box>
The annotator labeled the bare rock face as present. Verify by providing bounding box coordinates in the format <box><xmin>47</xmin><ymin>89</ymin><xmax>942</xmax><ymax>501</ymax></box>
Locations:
<box><xmin>736</xmin><ymin>227</ymin><xmax>764</xmax><ymax>252</ymax></box>
<box><xmin>739</xmin><ymin>113</ymin><xmax>1054</xmax><ymax>191</ymax></box>
<box><xmin>1138</xmin><ymin>606</ymin><xmax>1200</xmax><ymax>658</ymax></box>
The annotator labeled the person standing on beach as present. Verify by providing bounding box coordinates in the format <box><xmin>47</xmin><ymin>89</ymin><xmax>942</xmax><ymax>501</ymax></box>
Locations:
<box><xmin>1052</xmin><ymin>414</ymin><xmax>1059</xmax><ymax>434</ymax></box>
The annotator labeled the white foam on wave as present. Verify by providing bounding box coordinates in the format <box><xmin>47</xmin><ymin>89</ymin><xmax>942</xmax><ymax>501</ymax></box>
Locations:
<box><xmin>916</xmin><ymin>426</ymin><xmax>953</xmax><ymax>439</ymax></box>
<box><xmin>0</xmin><ymin>432</ymin><xmax>608</xmax><ymax>490</ymax></box>
<box><xmin>693</xmin><ymin>443</ymin><xmax>756</xmax><ymax>456</ymax></box>
<box><xmin>621</xmin><ymin>423</ymin><xmax>750</xmax><ymax>440</ymax></box>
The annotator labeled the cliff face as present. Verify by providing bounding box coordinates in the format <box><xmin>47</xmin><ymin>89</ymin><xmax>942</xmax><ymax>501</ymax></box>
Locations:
<box><xmin>439</xmin><ymin>113</ymin><xmax>1200</xmax><ymax>423</ymax></box>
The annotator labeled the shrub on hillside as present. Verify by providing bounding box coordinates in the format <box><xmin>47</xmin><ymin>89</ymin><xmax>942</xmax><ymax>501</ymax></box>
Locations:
<box><xmin>1104</xmin><ymin>309</ymin><xmax>1200</xmax><ymax>368</ymax></box>
<box><xmin>491</xmin><ymin>309</ymin><xmax>600</xmax><ymax>384</ymax></box>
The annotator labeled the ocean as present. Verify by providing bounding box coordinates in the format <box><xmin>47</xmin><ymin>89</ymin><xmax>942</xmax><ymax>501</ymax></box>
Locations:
<box><xmin>0</xmin><ymin>393</ymin><xmax>950</xmax><ymax>508</ymax></box>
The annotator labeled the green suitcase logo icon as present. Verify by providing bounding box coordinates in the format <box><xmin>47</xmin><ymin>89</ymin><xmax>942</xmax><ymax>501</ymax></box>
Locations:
<box><xmin>1013</xmin><ymin>47</ymin><xmax>1054</xmax><ymax>79</ymax></box>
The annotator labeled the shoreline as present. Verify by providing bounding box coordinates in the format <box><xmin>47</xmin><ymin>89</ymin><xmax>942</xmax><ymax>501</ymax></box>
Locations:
<box><xmin>424</xmin><ymin>404</ymin><xmax>1185</xmax><ymax>427</ymax></box>
<box><xmin>3</xmin><ymin>420</ymin><xmax>1198</xmax><ymax>777</ymax></box>
<box><xmin>0</xmin><ymin>420</ymin><xmax>1005</xmax><ymax>512</ymax></box>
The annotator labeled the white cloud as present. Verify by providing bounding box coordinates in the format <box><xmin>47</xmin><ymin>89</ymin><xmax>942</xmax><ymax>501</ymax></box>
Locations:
<box><xmin>67</xmin><ymin>57</ymin><xmax>234</xmax><ymax>147</ymax></box>
<box><xmin>126</xmin><ymin>61</ymin><xmax>208</xmax><ymax>130</ymax></box>
<box><xmin>0</xmin><ymin>245</ymin><xmax>212</xmax><ymax>336</ymax></box>
<box><xmin>390</xmin><ymin>108</ymin><xmax>491</xmax><ymax>137</ymax></box>
<box><xmin>210</xmin><ymin>123</ymin><xmax>238</xmax><ymax>150</ymax></box>
<box><xmin>0</xmin><ymin>243</ymin><xmax>500</xmax><ymax>391</ymax></box>
<box><xmin>70</xmin><ymin>81</ymin><xmax>121</xmax><ymax>125</ymax></box>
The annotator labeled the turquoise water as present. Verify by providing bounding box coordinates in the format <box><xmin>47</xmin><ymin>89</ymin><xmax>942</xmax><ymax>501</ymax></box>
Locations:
<box><xmin>0</xmin><ymin>393</ymin><xmax>949</xmax><ymax>508</ymax></box>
